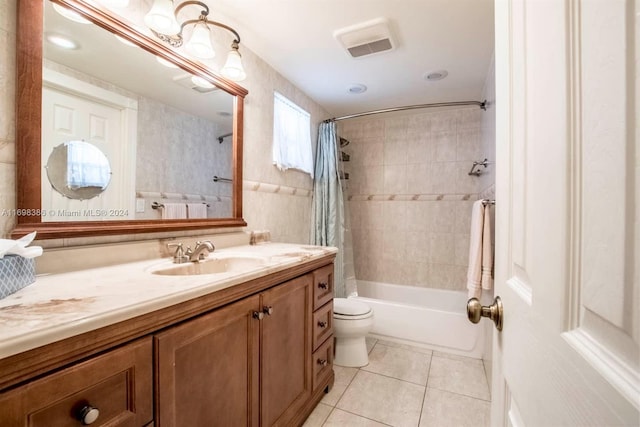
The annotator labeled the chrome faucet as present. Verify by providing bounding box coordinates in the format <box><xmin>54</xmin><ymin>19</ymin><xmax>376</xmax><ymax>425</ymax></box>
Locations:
<box><xmin>185</xmin><ymin>240</ymin><xmax>215</xmax><ymax>262</ymax></box>
<box><xmin>167</xmin><ymin>242</ymin><xmax>190</xmax><ymax>264</ymax></box>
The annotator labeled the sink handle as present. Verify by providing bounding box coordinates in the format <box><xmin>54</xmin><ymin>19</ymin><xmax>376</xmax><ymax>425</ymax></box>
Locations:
<box><xmin>167</xmin><ymin>243</ymin><xmax>189</xmax><ymax>264</ymax></box>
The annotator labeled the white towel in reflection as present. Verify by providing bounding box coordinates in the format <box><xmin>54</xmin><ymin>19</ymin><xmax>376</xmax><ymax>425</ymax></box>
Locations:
<box><xmin>162</xmin><ymin>203</ymin><xmax>187</xmax><ymax>219</ymax></box>
<box><xmin>187</xmin><ymin>203</ymin><xmax>208</xmax><ymax>219</ymax></box>
<box><xmin>467</xmin><ymin>200</ymin><xmax>494</xmax><ymax>299</ymax></box>
<box><xmin>66</xmin><ymin>141</ymin><xmax>111</xmax><ymax>190</ymax></box>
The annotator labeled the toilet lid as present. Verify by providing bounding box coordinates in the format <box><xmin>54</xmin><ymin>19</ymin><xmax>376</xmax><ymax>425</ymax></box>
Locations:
<box><xmin>333</xmin><ymin>298</ymin><xmax>372</xmax><ymax>316</ymax></box>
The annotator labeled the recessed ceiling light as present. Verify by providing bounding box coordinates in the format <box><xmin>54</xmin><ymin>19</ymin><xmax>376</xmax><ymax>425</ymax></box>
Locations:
<box><xmin>348</xmin><ymin>83</ymin><xmax>367</xmax><ymax>94</ymax></box>
<box><xmin>52</xmin><ymin>3</ymin><xmax>91</xmax><ymax>24</ymax></box>
<box><xmin>45</xmin><ymin>33</ymin><xmax>80</xmax><ymax>50</ymax></box>
<box><xmin>424</xmin><ymin>70</ymin><xmax>448</xmax><ymax>81</ymax></box>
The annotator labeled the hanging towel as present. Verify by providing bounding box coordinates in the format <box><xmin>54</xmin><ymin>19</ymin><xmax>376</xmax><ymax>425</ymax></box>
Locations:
<box><xmin>161</xmin><ymin>203</ymin><xmax>187</xmax><ymax>219</ymax></box>
<box><xmin>467</xmin><ymin>200</ymin><xmax>494</xmax><ymax>299</ymax></box>
<box><xmin>481</xmin><ymin>205</ymin><xmax>494</xmax><ymax>294</ymax></box>
<box><xmin>187</xmin><ymin>203</ymin><xmax>208</xmax><ymax>219</ymax></box>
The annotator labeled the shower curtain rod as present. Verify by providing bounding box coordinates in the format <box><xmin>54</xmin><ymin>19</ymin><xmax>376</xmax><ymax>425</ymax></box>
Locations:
<box><xmin>324</xmin><ymin>100</ymin><xmax>487</xmax><ymax>123</ymax></box>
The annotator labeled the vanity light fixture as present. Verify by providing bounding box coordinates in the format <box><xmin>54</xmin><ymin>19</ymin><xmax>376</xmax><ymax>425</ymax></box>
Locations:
<box><xmin>221</xmin><ymin>41</ymin><xmax>246</xmax><ymax>81</ymax></box>
<box><xmin>144</xmin><ymin>0</ymin><xmax>247</xmax><ymax>81</ymax></box>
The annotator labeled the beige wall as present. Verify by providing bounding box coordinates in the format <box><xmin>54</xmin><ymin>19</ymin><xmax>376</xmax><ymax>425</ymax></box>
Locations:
<box><xmin>0</xmin><ymin>1</ymin><xmax>17</xmax><ymax>239</ymax></box>
<box><xmin>340</xmin><ymin>107</ymin><xmax>485</xmax><ymax>291</ymax></box>
<box><xmin>0</xmin><ymin>1</ymin><xmax>327</xmax><ymax>246</ymax></box>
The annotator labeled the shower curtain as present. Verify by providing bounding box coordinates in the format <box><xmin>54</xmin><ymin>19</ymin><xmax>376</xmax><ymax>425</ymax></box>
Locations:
<box><xmin>311</xmin><ymin>121</ymin><xmax>357</xmax><ymax>298</ymax></box>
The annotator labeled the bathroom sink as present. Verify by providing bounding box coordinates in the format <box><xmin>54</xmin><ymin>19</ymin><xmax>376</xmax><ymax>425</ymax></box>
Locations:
<box><xmin>151</xmin><ymin>256</ymin><xmax>268</xmax><ymax>276</ymax></box>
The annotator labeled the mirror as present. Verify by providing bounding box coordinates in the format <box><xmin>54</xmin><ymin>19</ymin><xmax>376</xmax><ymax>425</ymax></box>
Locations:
<box><xmin>46</xmin><ymin>140</ymin><xmax>112</xmax><ymax>200</ymax></box>
<box><xmin>14</xmin><ymin>0</ymin><xmax>247</xmax><ymax>239</ymax></box>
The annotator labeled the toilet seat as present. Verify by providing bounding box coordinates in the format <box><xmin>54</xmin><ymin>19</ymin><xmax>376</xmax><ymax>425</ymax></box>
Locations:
<box><xmin>334</xmin><ymin>298</ymin><xmax>372</xmax><ymax>320</ymax></box>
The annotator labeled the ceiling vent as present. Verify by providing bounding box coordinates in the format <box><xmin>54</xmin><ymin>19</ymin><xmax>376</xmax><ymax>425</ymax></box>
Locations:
<box><xmin>172</xmin><ymin>73</ymin><xmax>219</xmax><ymax>94</ymax></box>
<box><xmin>334</xmin><ymin>18</ymin><xmax>396</xmax><ymax>59</ymax></box>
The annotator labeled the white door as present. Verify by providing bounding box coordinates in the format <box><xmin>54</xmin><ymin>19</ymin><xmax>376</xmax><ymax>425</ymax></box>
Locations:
<box><xmin>41</xmin><ymin>69</ymin><xmax>137</xmax><ymax>221</ymax></box>
<box><xmin>491</xmin><ymin>0</ymin><xmax>640</xmax><ymax>425</ymax></box>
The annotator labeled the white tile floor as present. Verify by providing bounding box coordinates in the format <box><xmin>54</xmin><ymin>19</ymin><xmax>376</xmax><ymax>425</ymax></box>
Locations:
<box><xmin>304</xmin><ymin>338</ymin><xmax>491</xmax><ymax>427</ymax></box>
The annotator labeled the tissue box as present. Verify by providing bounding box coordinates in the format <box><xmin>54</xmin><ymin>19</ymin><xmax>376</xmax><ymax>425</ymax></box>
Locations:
<box><xmin>0</xmin><ymin>255</ymin><xmax>35</xmax><ymax>299</ymax></box>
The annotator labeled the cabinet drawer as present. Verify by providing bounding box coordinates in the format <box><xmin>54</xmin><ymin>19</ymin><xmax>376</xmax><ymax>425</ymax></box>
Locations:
<box><xmin>313</xmin><ymin>302</ymin><xmax>333</xmax><ymax>351</ymax></box>
<box><xmin>312</xmin><ymin>264</ymin><xmax>334</xmax><ymax>310</ymax></box>
<box><xmin>0</xmin><ymin>337</ymin><xmax>153</xmax><ymax>427</ymax></box>
<box><xmin>312</xmin><ymin>336</ymin><xmax>334</xmax><ymax>390</ymax></box>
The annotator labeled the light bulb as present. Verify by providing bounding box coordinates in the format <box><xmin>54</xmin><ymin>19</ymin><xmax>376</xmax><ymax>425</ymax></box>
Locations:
<box><xmin>185</xmin><ymin>22</ymin><xmax>215</xmax><ymax>59</ymax></box>
<box><xmin>221</xmin><ymin>48</ymin><xmax>246</xmax><ymax>81</ymax></box>
<box><xmin>144</xmin><ymin>0</ymin><xmax>180</xmax><ymax>35</ymax></box>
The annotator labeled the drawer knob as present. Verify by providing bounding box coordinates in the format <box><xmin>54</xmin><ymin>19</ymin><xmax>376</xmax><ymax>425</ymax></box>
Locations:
<box><xmin>263</xmin><ymin>305</ymin><xmax>274</xmax><ymax>316</ymax></box>
<box><xmin>317</xmin><ymin>321</ymin><xmax>328</xmax><ymax>328</ymax></box>
<box><xmin>317</xmin><ymin>358</ymin><xmax>328</xmax><ymax>367</ymax></box>
<box><xmin>78</xmin><ymin>405</ymin><xmax>100</xmax><ymax>425</ymax></box>
<box><xmin>318</xmin><ymin>282</ymin><xmax>328</xmax><ymax>290</ymax></box>
<box><xmin>253</xmin><ymin>311</ymin><xmax>264</xmax><ymax>320</ymax></box>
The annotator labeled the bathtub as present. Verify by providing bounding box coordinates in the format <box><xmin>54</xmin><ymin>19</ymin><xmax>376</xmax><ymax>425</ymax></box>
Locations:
<box><xmin>351</xmin><ymin>280</ymin><xmax>485</xmax><ymax>358</ymax></box>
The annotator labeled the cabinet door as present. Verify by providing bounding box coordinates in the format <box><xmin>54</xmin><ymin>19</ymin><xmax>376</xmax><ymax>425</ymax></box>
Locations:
<box><xmin>0</xmin><ymin>337</ymin><xmax>153</xmax><ymax>427</ymax></box>
<box><xmin>260</xmin><ymin>275</ymin><xmax>312</xmax><ymax>427</ymax></box>
<box><xmin>155</xmin><ymin>295</ymin><xmax>261</xmax><ymax>427</ymax></box>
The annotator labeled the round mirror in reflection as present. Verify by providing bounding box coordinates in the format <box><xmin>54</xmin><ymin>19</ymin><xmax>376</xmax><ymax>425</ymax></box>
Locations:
<box><xmin>46</xmin><ymin>140</ymin><xmax>112</xmax><ymax>200</ymax></box>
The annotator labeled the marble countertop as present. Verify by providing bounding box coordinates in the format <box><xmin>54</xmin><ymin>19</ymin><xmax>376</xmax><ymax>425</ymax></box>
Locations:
<box><xmin>0</xmin><ymin>243</ymin><xmax>336</xmax><ymax>360</ymax></box>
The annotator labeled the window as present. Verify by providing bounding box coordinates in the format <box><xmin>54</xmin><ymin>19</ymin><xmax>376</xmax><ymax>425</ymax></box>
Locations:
<box><xmin>272</xmin><ymin>92</ymin><xmax>314</xmax><ymax>177</ymax></box>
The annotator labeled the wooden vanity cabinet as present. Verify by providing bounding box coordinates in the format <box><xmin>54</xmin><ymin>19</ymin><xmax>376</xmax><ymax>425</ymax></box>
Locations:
<box><xmin>0</xmin><ymin>260</ymin><xmax>335</xmax><ymax>427</ymax></box>
<box><xmin>0</xmin><ymin>337</ymin><xmax>153</xmax><ymax>427</ymax></box>
<box><xmin>260</xmin><ymin>275</ymin><xmax>312</xmax><ymax>427</ymax></box>
<box><xmin>155</xmin><ymin>273</ymin><xmax>323</xmax><ymax>427</ymax></box>
<box><xmin>155</xmin><ymin>294</ymin><xmax>261</xmax><ymax>427</ymax></box>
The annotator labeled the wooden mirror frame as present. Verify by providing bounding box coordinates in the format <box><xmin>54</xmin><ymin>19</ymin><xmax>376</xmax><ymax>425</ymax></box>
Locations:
<box><xmin>13</xmin><ymin>0</ymin><xmax>247</xmax><ymax>239</ymax></box>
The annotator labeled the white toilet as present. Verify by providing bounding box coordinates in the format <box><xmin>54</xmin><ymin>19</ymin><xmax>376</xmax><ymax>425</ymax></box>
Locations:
<box><xmin>333</xmin><ymin>298</ymin><xmax>374</xmax><ymax>367</ymax></box>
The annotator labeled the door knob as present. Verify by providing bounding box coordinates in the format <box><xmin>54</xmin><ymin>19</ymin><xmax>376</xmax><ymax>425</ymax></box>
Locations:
<box><xmin>252</xmin><ymin>311</ymin><xmax>264</xmax><ymax>320</ymax></box>
<box><xmin>263</xmin><ymin>306</ymin><xmax>273</xmax><ymax>316</ymax></box>
<box><xmin>467</xmin><ymin>296</ymin><xmax>503</xmax><ymax>331</ymax></box>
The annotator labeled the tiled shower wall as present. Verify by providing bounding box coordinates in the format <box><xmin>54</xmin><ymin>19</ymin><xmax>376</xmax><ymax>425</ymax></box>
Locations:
<box><xmin>339</xmin><ymin>107</ymin><xmax>485</xmax><ymax>291</ymax></box>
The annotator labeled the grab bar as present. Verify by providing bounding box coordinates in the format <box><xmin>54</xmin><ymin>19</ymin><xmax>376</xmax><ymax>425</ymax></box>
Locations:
<box><xmin>213</xmin><ymin>176</ymin><xmax>232</xmax><ymax>183</ymax></box>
